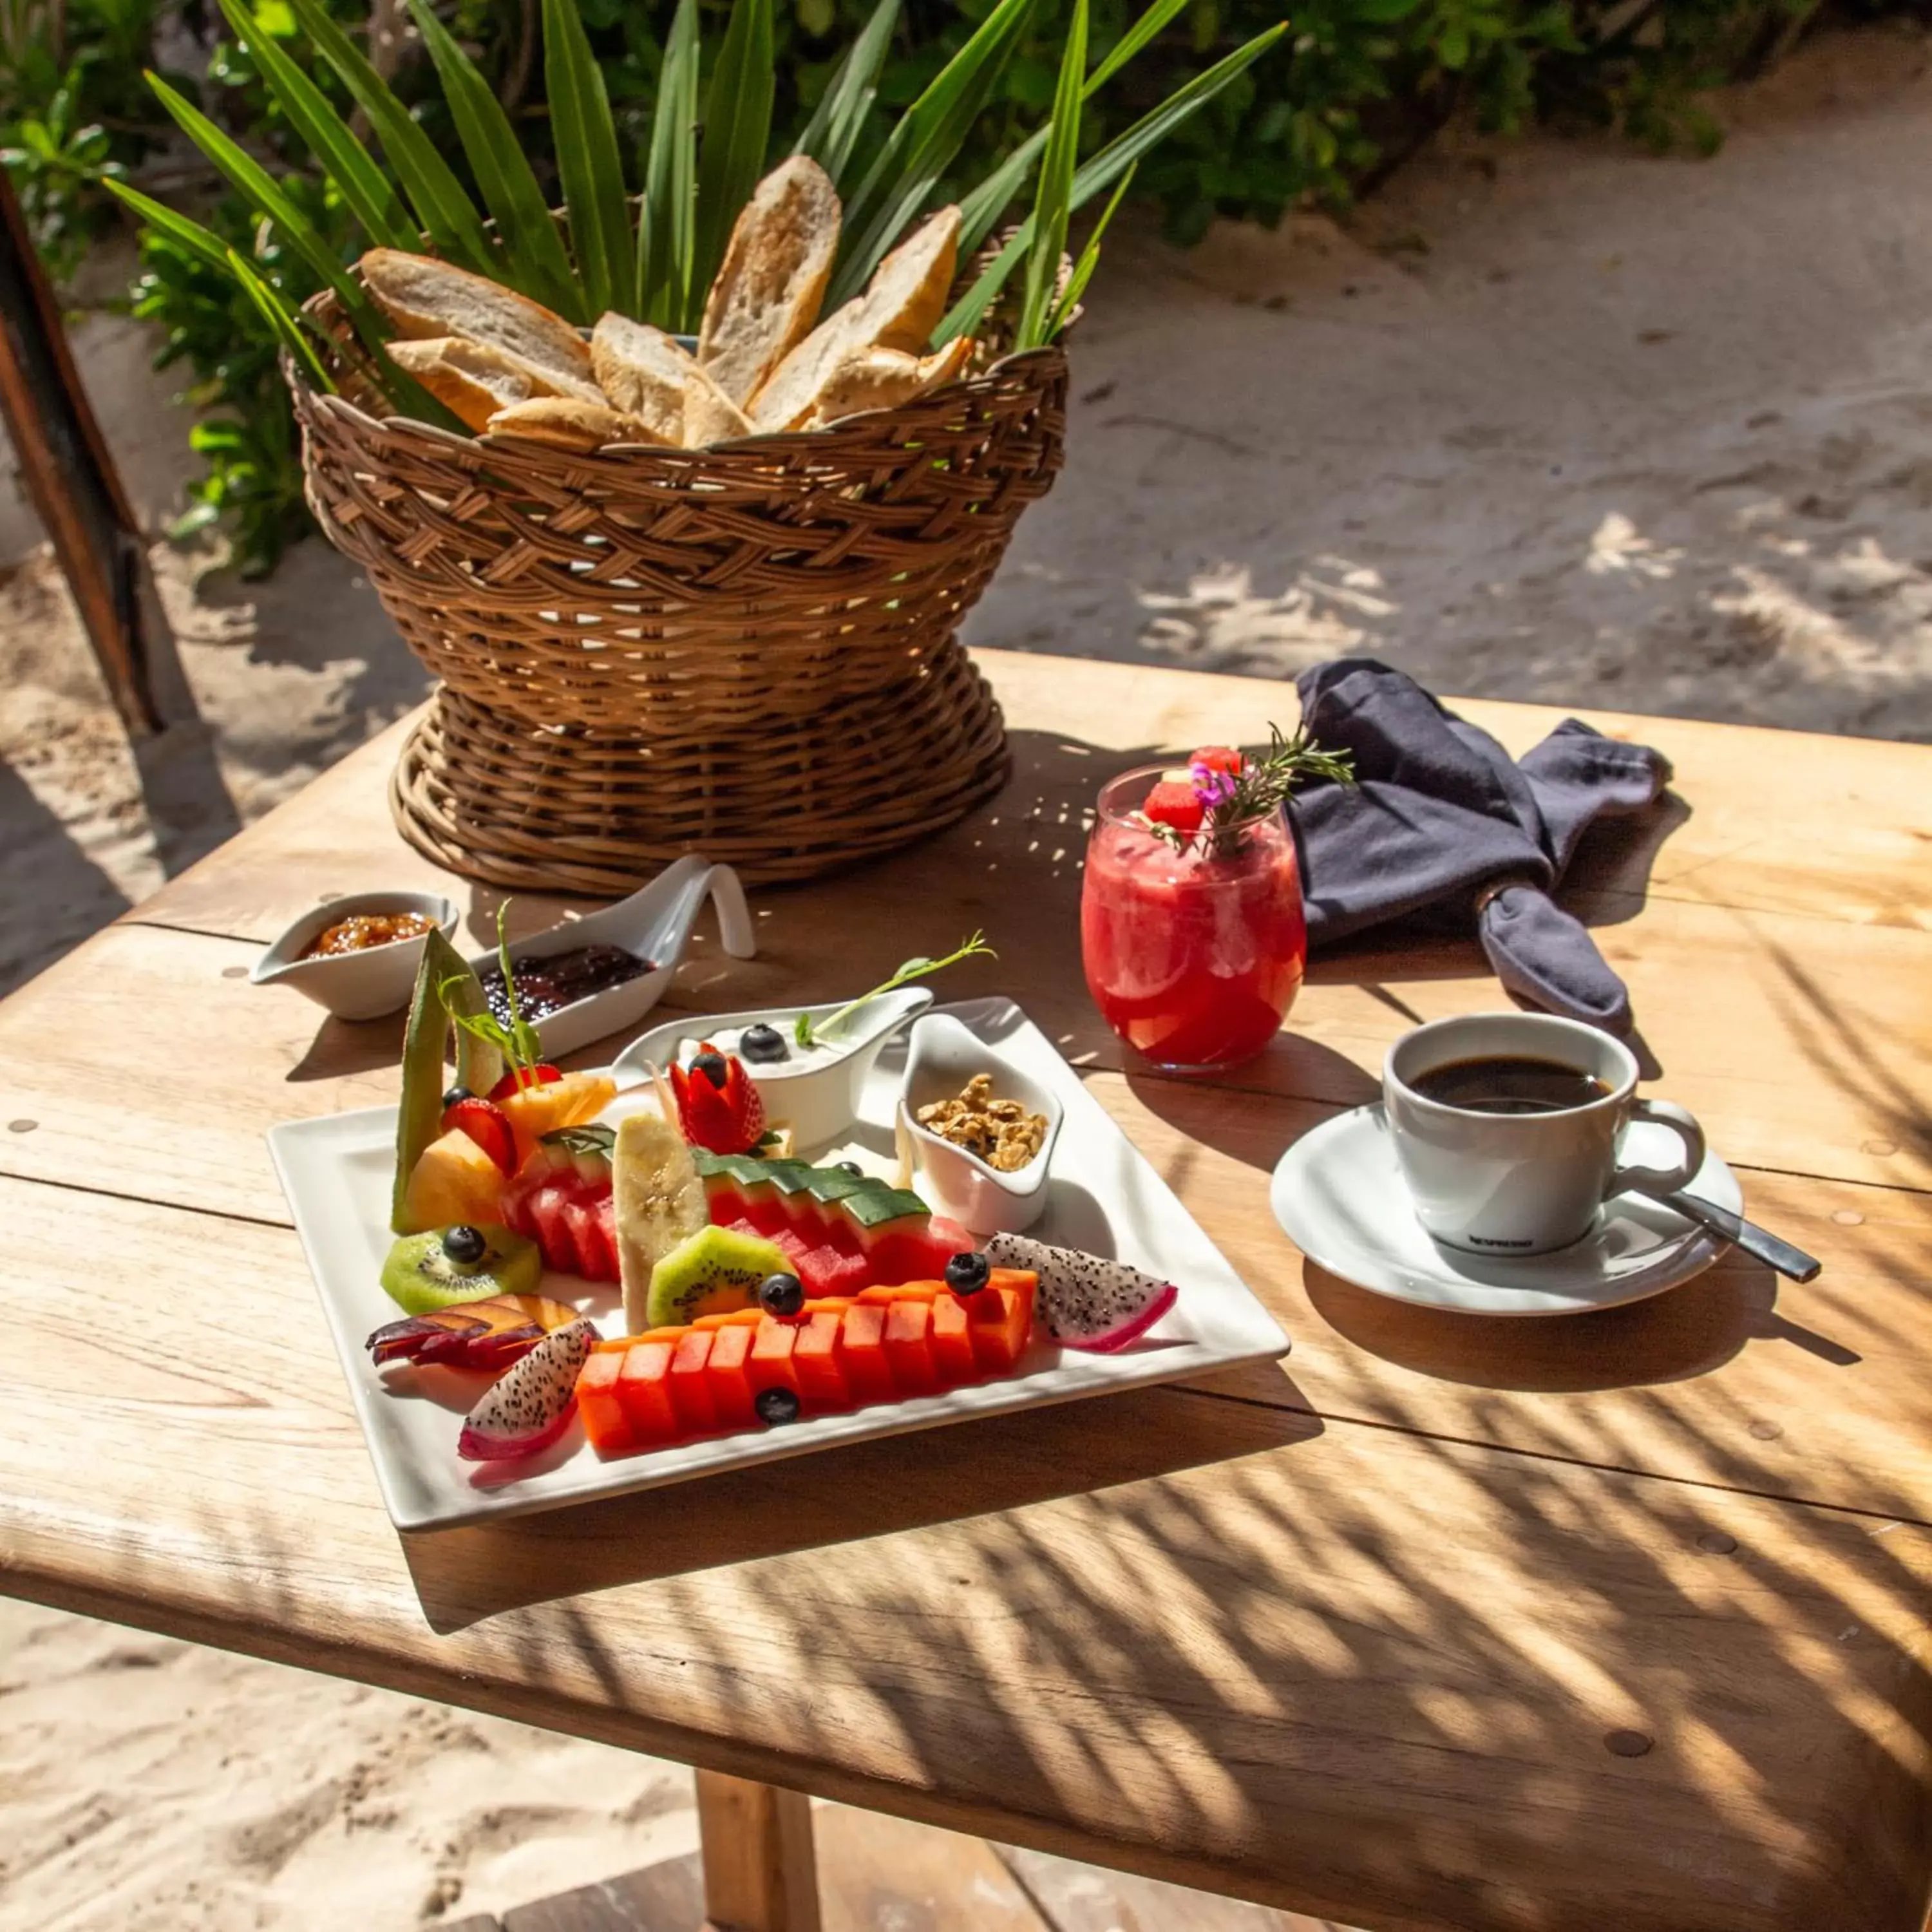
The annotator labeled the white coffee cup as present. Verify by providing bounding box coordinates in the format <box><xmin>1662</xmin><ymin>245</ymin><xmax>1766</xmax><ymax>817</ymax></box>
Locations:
<box><xmin>1383</xmin><ymin>1012</ymin><xmax>1706</xmax><ymax>1256</ymax></box>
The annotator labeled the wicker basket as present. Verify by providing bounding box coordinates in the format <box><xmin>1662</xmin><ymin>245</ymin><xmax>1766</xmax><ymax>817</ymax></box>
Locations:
<box><xmin>289</xmin><ymin>296</ymin><xmax>1068</xmax><ymax>893</ymax></box>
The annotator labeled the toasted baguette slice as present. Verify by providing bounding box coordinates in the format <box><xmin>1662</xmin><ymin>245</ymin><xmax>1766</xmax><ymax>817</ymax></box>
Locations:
<box><xmin>389</xmin><ymin>336</ymin><xmax>588</xmax><ymax>431</ymax></box>
<box><xmin>748</xmin><ymin>205</ymin><xmax>962</xmax><ymax>432</ymax></box>
<box><xmin>803</xmin><ymin>336</ymin><xmax>975</xmax><ymax>428</ymax></box>
<box><xmin>590</xmin><ymin>314</ymin><xmax>698</xmax><ymax>443</ymax></box>
<box><xmin>697</xmin><ymin>156</ymin><xmax>840</xmax><ymax>407</ymax></box>
<box><xmin>360</xmin><ymin>249</ymin><xmax>596</xmax><ymax>397</ymax></box>
<box><xmin>484</xmin><ymin>397</ymin><xmax>671</xmax><ymax>452</ymax></box>
<box><xmin>683</xmin><ymin>364</ymin><xmax>757</xmax><ymax>448</ymax></box>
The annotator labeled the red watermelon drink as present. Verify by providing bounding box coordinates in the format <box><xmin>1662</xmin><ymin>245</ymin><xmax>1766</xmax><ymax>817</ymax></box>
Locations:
<box><xmin>1081</xmin><ymin>734</ymin><xmax>1347</xmax><ymax>1072</ymax></box>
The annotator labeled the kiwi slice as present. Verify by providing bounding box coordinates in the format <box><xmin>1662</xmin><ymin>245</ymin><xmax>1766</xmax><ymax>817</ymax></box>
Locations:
<box><xmin>380</xmin><ymin>1224</ymin><xmax>542</xmax><ymax>1316</ymax></box>
<box><xmin>645</xmin><ymin>1225</ymin><xmax>790</xmax><ymax>1330</ymax></box>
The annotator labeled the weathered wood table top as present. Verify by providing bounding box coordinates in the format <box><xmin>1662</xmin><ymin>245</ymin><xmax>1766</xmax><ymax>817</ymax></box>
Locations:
<box><xmin>4</xmin><ymin>649</ymin><xmax>1930</xmax><ymax>1932</ymax></box>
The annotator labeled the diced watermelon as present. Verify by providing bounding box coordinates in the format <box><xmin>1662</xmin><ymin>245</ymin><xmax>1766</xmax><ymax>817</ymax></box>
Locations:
<box><xmin>668</xmin><ymin>1330</ymin><xmax>717</xmax><ymax>1434</ymax></box>
<box><xmin>562</xmin><ymin>1200</ymin><xmax>609</xmax><ymax>1281</ymax></box>
<box><xmin>884</xmin><ymin>1300</ymin><xmax>939</xmax><ymax>1396</ymax></box>
<box><xmin>867</xmin><ymin>1222</ymin><xmax>972</xmax><ymax>1287</ymax></box>
<box><xmin>618</xmin><ymin>1341</ymin><xmax>678</xmax><ymax>1442</ymax></box>
<box><xmin>837</xmin><ymin>1303</ymin><xmax>895</xmax><ymax>1403</ymax></box>
<box><xmin>929</xmin><ymin>1294</ymin><xmax>980</xmax><ymax>1385</ymax></box>
<box><xmin>792</xmin><ymin>1311</ymin><xmax>851</xmax><ymax>1412</ymax></box>
<box><xmin>594</xmin><ymin>1195</ymin><xmax>620</xmax><ymax>1273</ymax></box>
<box><xmin>576</xmin><ymin>1350</ymin><xmax>634</xmax><ymax>1455</ymax></box>
<box><xmin>796</xmin><ymin>1242</ymin><xmax>869</xmax><ymax>1300</ymax></box>
<box><xmin>705</xmin><ymin>1322</ymin><xmax>757</xmax><ymax>1426</ymax></box>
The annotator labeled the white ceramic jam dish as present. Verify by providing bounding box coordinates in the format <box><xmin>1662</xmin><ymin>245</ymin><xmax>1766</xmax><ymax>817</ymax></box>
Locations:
<box><xmin>897</xmin><ymin>1010</ymin><xmax>1062</xmax><ymax>1234</ymax></box>
<box><xmin>615</xmin><ymin>986</ymin><xmax>933</xmax><ymax>1151</ymax></box>
<box><xmin>469</xmin><ymin>857</ymin><xmax>754</xmax><ymax>1059</ymax></box>
<box><xmin>251</xmin><ymin>890</ymin><xmax>459</xmax><ymax>1021</ymax></box>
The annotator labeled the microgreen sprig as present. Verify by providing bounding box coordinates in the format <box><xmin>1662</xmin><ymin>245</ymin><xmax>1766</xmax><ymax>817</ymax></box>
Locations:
<box><xmin>795</xmin><ymin>931</ymin><xmax>998</xmax><ymax>1048</ymax></box>
<box><xmin>440</xmin><ymin>902</ymin><xmax>544</xmax><ymax>1083</ymax></box>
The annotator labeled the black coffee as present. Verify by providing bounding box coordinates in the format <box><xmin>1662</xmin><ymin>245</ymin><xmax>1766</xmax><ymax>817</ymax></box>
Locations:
<box><xmin>1411</xmin><ymin>1054</ymin><xmax>1611</xmax><ymax>1115</ymax></box>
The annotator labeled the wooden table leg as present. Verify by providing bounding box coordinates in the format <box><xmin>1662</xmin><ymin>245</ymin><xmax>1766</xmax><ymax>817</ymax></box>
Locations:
<box><xmin>696</xmin><ymin>1768</ymin><xmax>822</xmax><ymax>1932</ymax></box>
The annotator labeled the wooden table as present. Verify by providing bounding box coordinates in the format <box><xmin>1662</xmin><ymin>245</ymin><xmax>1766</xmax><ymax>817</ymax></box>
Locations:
<box><xmin>4</xmin><ymin>649</ymin><xmax>1930</xmax><ymax>1932</ymax></box>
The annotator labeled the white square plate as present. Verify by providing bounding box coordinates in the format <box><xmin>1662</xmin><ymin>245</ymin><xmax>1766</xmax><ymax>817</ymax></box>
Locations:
<box><xmin>268</xmin><ymin>998</ymin><xmax>1290</xmax><ymax>1531</ymax></box>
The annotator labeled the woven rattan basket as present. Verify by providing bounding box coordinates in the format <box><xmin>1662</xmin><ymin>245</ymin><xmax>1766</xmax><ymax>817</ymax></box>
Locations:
<box><xmin>290</xmin><ymin>296</ymin><xmax>1068</xmax><ymax>893</ymax></box>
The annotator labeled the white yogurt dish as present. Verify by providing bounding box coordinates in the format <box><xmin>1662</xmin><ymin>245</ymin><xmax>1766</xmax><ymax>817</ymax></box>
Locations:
<box><xmin>616</xmin><ymin>987</ymin><xmax>933</xmax><ymax>1151</ymax></box>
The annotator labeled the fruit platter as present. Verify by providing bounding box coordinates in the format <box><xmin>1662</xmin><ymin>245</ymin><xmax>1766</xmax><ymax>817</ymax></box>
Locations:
<box><xmin>269</xmin><ymin>923</ymin><xmax>1288</xmax><ymax>1531</ymax></box>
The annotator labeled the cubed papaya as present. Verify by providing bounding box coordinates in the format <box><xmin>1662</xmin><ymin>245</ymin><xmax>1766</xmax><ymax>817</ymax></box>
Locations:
<box><xmin>695</xmin><ymin>1306</ymin><xmax>766</xmax><ymax>1331</ymax></box>
<box><xmin>969</xmin><ymin>1274</ymin><xmax>1036</xmax><ymax>1374</ymax></box>
<box><xmin>793</xmin><ymin>1310</ymin><xmax>851</xmax><ymax>1411</ymax></box>
<box><xmin>884</xmin><ymin>1299</ymin><xmax>938</xmax><ymax>1396</ymax></box>
<box><xmin>858</xmin><ymin>1280</ymin><xmax>941</xmax><ymax>1305</ymax></box>
<box><xmin>577</xmin><ymin>1349</ymin><xmax>636</xmax><ymax>1455</ymax></box>
<box><xmin>929</xmin><ymin>1293</ymin><xmax>980</xmax><ymax>1385</ymax></box>
<box><xmin>618</xmin><ymin>1340</ymin><xmax>679</xmax><ymax>1442</ymax></box>
<box><xmin>836</xmin><ymin>1303</ymin><xmax>896</xmax><ymax>1403</ymax></box>
<box><xmin>668</xmin><ymin>1328</ymin><xmax>718</xmax><ymax>1434</ymax></box>
<box><xmin>748</xmin><ymin>1315</ymin><xmax>802</xmax><ymax>1400</ymax></box>
<box><xmin>705</xmin><ymin>1321</ymin><xmax>757</xmax><ymax>1428</ymax></box>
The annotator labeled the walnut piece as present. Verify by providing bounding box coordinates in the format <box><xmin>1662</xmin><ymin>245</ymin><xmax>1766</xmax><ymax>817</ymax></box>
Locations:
<box><xmin>915</xmin><ymin>1072</ymin><xmax>1047</xmax><ymax>1171</ymax></box>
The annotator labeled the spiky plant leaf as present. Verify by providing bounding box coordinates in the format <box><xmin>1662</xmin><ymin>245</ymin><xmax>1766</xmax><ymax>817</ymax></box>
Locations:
<box><xmin>638</xmin><ymin>0</ymin><xmax>699</xmax><ymax>327</ymax></box>
<box><xmin>1016</xmin><ymin>0</ymin><xmax>1085</xmax><ymax>350</ymax></box>
<box><xmin>542</xmin><ymin>0</ymin><xmax>633</xmax><ymax>319</ymax></box>
<box><xmin>690</xmin><ymin>0</ymin><xmax>774</xmax><ymax>317</ymax></box>
<box><xmin>792</xmin><ymin>0</ymin><xmax>897</xmax><ymax>192</ymax></box>
<box><xmin>104</xmin><ymin>177</ymin><xmax>233</xmax><ymax>273</ymax></box>
<box><xmin>407</xmin><ymin>0</ymin><xmax>583</xmax><ymax>317</ymax></box>
<box><xmin>285</xmin><ymin>0</ymin><xmax>498</xmax><ymax>276</ymax></box>
<box><xmin>1046</xmin><ymin>160</ymin><xmax>1133</xmax><ymax>335</ymax></box>
<box><xmin>213</xmin><ymin>0</ymin><xmax>416</xmax><ymax>251</ymax></box>
<box><xmin>225</xmin><ymin>245</ymin><xmax>336</xmax><ymax>390</ymax></box>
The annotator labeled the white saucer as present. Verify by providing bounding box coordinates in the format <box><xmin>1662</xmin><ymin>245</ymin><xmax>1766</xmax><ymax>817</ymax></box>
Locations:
<box><xmin>1270</xmin><ymin>1103</ymin><xmax>1742</xmax><ymax>1317</ymax></box>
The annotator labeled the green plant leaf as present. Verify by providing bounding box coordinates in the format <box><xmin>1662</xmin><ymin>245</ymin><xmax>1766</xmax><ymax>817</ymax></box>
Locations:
<box><xmin>690</xmin><ymin>0</ymin><xmax>774</xmax><ymax>318</ymax></box>
<box><xmin>638</xmin><ymin>0</ymin><xmax>699</xmax><ymax>327</ymax></box>
<box><xmin>828</xmin><ymin>0</ymin><xmax>1038</xmax><ymax>309</ymax></box>
<box><xmin>212</xmin><ymin>0</ymin><xmax>417</xmax><ymax>251</ymax></box>
<box><xmin>542</xmin><ymin>0</ymin><xmax>633</xmax><ymax>318</ymax></box>
<box><xmin>103</xmin><ymin>177</ymin><xmax>233</xmax><ymax>274</ymax></box>
<box><xmin>406</xmin><ymin>0</ymin><xmax>583</xmax><ymax>317</ymax></box>
<box><xmin>225</xmin><ymin>244</ymin><xmax>335</xmax><ymax>390</ymax></box>
<box><xmin>1016</xmin><ymin>0</ymin><xmax>1084</xmax><ymax>350</ymax></box>
<box><xmin>956</xmin><ymin>0</ymin><xmax>1189</xmax><ymax>256</ymax></box>
<box><xmin>284</xmin><ymin>0</ymin><xmax>498</xmax><ymax>275</ymax></box>
<box><xmin>1045</xmin><ymin>159</ymin><xmax>1133</xmax><ymax>337</ymax></box>
<box><xmin>936</xmin><ymin>22</ymin><xmax>1286</xmax><ymax>344</ymax></box>
<box><xmin>145</xmin><ymin>70</ymin><xmax>387</xmax><ymax>346</ymax></box>
<box><xmin>792</xmin><ymin>0</ymin><xmax>897</xmax><ymax>191</ymax></box>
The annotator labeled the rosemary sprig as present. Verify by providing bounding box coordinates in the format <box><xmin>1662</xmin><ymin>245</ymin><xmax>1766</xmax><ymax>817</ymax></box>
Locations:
<box><xmin>1149</xmin><ymin>723</ymin><xmax>1354</xmax><ymax>859</ymax></box>
<box><xmin>795</xmin><ymin>931</ymin><xmax>998</xmax><ymax>1048</ymax></box>
<box><xmin>439</xmin><ymin>902</ymin><xmax>544</xmax><ymax>1083</ymax></box>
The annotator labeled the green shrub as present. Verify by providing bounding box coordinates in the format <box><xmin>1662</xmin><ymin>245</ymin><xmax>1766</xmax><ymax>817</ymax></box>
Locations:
<box><xmin>2</xmin><ymin>0</ymin><xmax>1861</xmax><ymax>573</ymax></box>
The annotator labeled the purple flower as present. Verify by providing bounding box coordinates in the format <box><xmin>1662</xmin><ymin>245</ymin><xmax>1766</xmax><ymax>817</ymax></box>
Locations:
<box><xmin>1190</xmin><ymin>761</ymin><xmax>1239</xmax><ymax>810</ymax></box>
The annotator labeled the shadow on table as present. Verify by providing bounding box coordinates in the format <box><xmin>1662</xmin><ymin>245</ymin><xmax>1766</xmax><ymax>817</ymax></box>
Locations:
<box><xmin>400</xmin><ymin>1376</ymin><xmax>1321</xmax><ymax>1633</ymax></box>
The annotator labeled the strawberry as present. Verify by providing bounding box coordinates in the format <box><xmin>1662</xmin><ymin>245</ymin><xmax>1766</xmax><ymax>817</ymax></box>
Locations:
<box><xmin>670</xmin><ymin>1045</ymin><xmax>768</xmax><ymax>1155</ymax></box>
<box><xmin>1190</xmin><ymin>744</ymin><xmax>1245</xmax><ymax>776</ymax></box>
<box><xmin>488</xmin><ymin>1063</ymin><xmax>562</xmax><ymax>1103</ymax></box>
<box><xmin>1143</xmin><ymin>781</ymin><xmax>1205</xmax><ymax>835</ymax></box>
<box><xmin>441</xmin><ymin>1095</ymin><xmax>516</xmax><ymax>1176</ymax></box>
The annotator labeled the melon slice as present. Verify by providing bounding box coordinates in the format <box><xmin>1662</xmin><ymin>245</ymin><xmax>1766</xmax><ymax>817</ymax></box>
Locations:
<box><xmin>401</xmin><ymin>1128</ymin><xmax>507</xmax><ymax>1233</ymax></box>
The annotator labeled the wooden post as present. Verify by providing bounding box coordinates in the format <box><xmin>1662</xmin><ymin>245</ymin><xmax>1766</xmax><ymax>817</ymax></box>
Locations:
<box><xmin>0</xmin><ymin>168</ymin><xmax>160</xmax><ymax>735</ymax></box>
<box><xmin>696</xmin><ymin>1770</ymin><xmax>822</xmax><ymax>1932</ymax></box>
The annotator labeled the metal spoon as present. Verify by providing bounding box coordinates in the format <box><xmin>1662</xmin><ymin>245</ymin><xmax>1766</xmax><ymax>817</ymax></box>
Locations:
<box><xmin>1659</xmin><ymin>1190</ymin><xmax>1821</xmax><ymax>1283</ymax></box>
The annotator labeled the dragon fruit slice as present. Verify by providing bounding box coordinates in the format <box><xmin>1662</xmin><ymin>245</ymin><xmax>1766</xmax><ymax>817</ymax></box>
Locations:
<box><xmin>457</xmin><ymin>1317</ymin><xmax>595</xmax><ymax>1461</ymax></box>
<box><xmin>983</xmin><ymin>1233</ymin><xmax>1178</xmax><ymax>1353</ymax></box>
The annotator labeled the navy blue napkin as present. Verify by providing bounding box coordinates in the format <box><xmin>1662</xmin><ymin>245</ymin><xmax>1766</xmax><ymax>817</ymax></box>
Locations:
<box><xmin>1290</xmin><ymin>658</ymin><xmax>1672</xmax><ymax>1035</ymax></box>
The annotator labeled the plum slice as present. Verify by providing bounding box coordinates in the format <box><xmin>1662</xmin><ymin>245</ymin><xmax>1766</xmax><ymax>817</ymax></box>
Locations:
<box><xmin>366</xmin><ymin>1293</ymin><xmax>581</xmax><ymax>1372</ymax></box>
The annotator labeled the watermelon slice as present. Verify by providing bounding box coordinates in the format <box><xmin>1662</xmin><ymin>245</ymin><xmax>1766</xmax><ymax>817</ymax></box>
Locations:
<box><xmin>504</xmin><ymin>1167</ymin><xmax>620</xmax><ymax>1282</ymax></box>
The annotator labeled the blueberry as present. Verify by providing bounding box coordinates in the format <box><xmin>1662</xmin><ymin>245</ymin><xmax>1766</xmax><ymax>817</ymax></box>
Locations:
<box><xmin>740</xmin><ymin>1023</ymin><xmax>787</xmax><ymax>1064</ymax></box>
<box><xmin>443</xmin><ymin>1224</ymin><xmax>488</xmax><ymax>1265</ymax></box>
<box><xmin>833</xmin><ymin>1160</ymin><xmax>864</xmax><ymax>1177</ymax></box>
<box><xmin>756</xmin><ymin>1386</ymin><xmax>801</xmax><ymax>1426</ymax></box>
<box><xmin>441</xmin><ymin>1084</ymin><xmax>475</xmax><ymax>1110</ymax></box>
<box><xmin>944</xmin><ymin>1251</ymin><xmax>990</xmax><ymax>1296</ymax></box>
<box><xmin>692</xmin><ymin>1050</ymin><xmax>729</xmax><ymax>1088</ymax></box>
<box><xmin>758</xmin><ymin>1271</ymin><xmax>806</xmax><ymax>1318</ymax></box>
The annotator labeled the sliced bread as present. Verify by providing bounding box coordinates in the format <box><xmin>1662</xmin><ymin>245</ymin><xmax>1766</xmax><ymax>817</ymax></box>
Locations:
<box><xmin>682</xmin><ymin>363</ymin><xmax>757</xmax><ymax>448</ymax></box>
<box><xmin>484</xmin><ymin>397</ymin><xmax>671</xmax><ymax>452</ymax></box>
<box><xmin>360</xmin><ymin>249</ymin><xmax>598</xmax><ymax>399</ymax></box>
<box><xmin>389</xmin><ymin>336</ymin><xmax>587</xmax><ymax>431</ymax></box>
<box><xmin>802</xmin><ymin>336</ymin><xmax>975</xmax><ymax>428</ymax></box>
<box><xmin>748</xmin><ymin>205</ymin><xmax>962</xmax><ymax>432</ymax></box>
<box><xmin>589</xmin><ymin>314</ymin><xmax>698</xmax><ymax>443</ymax></box>
<box><xmin>697</xmin><ymin>156</ymin><xmax>840</xmax><ymax>406</ymax></box>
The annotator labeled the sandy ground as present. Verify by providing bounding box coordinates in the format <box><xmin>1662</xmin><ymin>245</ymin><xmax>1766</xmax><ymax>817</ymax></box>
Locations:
<box><xmin>5</xmin><ymin>24</ymin><xmax>1932</xmax><ymax>1928</ymax></box>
